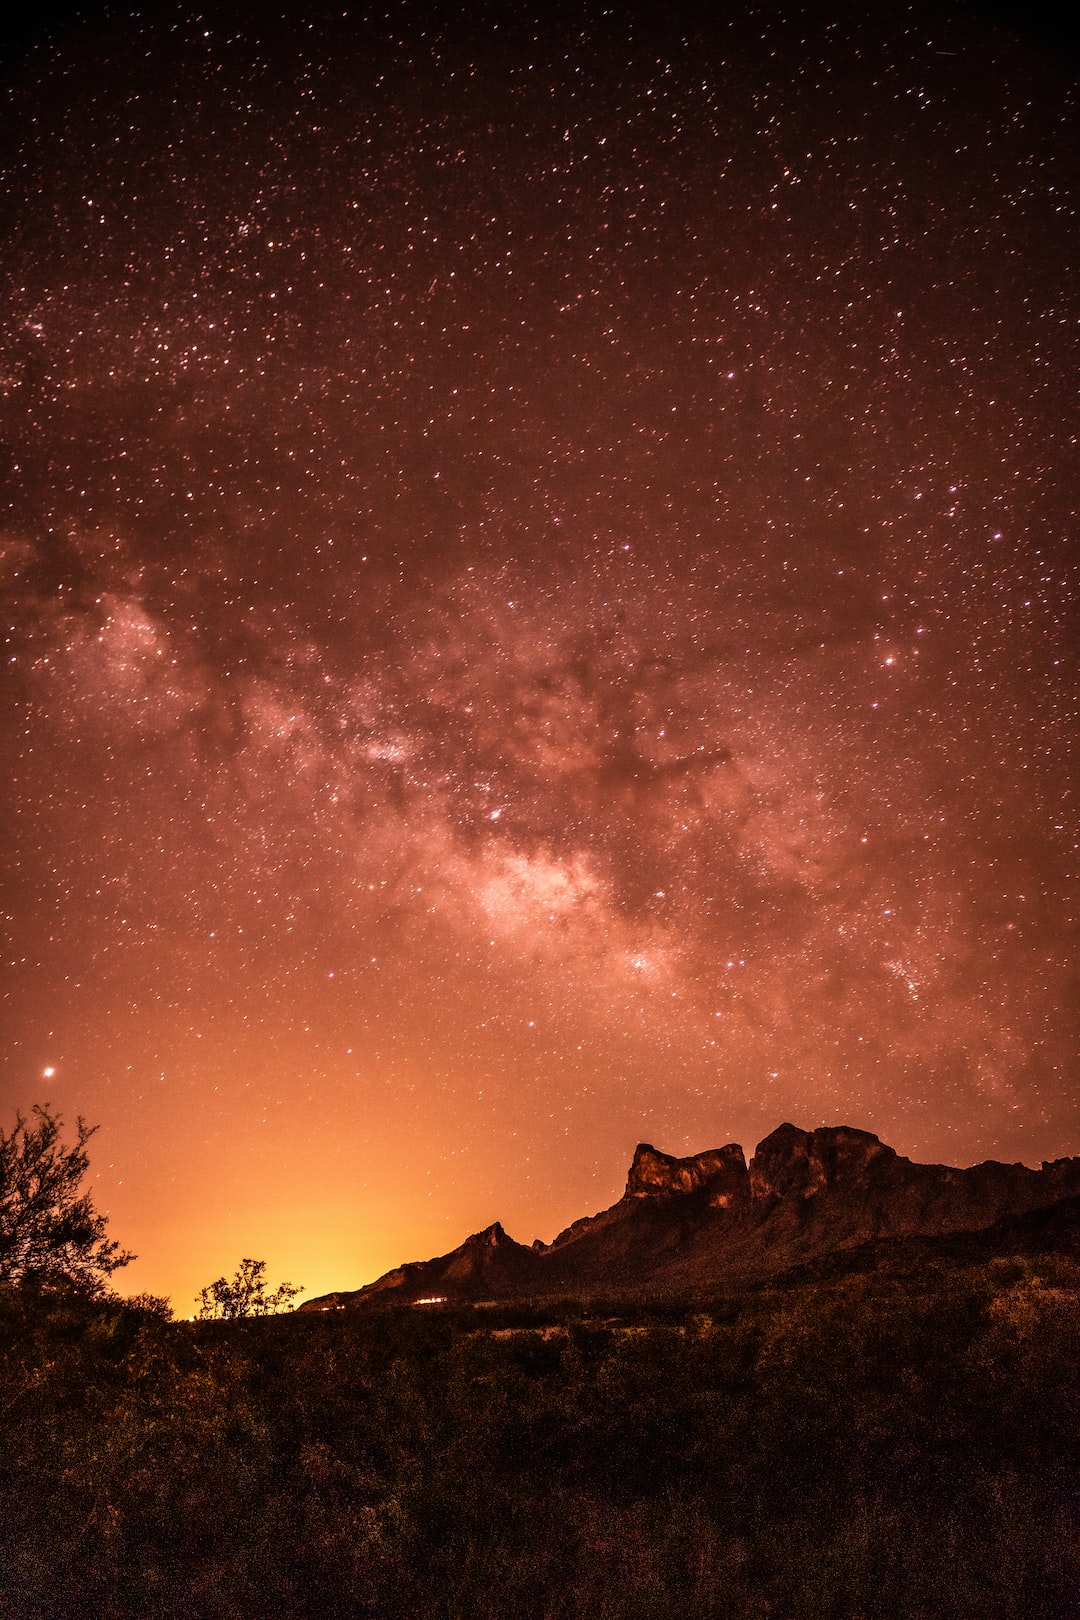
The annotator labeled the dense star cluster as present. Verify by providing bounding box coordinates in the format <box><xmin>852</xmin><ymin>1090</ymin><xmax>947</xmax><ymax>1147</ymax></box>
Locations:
<box><xmin>1</xmin><ymin>2</ymin><xmax>1076</xmax><ymax>1304</ymax></box>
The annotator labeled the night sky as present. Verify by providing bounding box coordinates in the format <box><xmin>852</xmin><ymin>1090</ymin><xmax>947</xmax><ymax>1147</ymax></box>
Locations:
<box><xmin>2</xmin><ymin>1</ymin><xmax>1076</xmax><ymax>1309</ymax></box>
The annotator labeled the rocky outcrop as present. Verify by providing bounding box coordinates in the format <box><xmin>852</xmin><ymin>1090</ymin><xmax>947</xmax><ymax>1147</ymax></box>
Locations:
<box><xmin>542</xmin><ymin>1141</ymin><xmax>750</xmax><ymax>1255</ymax></box>
<box><xmin>300</xmin><ymin>1123</ymin><xmax>1080</xmax><ymax>1311</ymax></box>
<box><xmin>625</xmin><ymin>1142</ymin><xmax>748</xmax><ymax>1200</ymax></box>
<box><xmin>748</xmin><ymin>1124</ymin><xmax>893</xmax><ymax>1200</ymax></box>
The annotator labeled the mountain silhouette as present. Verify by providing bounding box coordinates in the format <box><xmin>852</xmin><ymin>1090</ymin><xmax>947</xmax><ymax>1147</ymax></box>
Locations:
<box><xmin>300</xmin><ymin>1123</ymin><xmax>1080</xmax><ymax>1310</ymax></box>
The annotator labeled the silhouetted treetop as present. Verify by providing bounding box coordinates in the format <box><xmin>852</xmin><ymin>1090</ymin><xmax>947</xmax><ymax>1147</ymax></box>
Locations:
<box><xmin>0</xmin><ymin>1105</ymin><xmax>133</xmax><ymax>1293</ymax></box>
<box><xmin>196</xmin><ymin>1257</ymin><xmax>302</xmax><ymax>1319</ymax></box>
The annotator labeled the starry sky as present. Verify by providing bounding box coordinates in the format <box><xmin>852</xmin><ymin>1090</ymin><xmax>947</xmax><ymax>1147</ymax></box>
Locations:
<box><xmin>1</xmin><ymin>0</ymin><xmax>1076</xmax><ymax>1309</ymax></box>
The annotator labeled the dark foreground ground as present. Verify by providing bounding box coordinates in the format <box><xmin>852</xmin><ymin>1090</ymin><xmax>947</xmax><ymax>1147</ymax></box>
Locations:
<box><xmin>2</xmin><ymin>1257</ymin><xmax>1078</xmax><ymax>1620</ymax></box>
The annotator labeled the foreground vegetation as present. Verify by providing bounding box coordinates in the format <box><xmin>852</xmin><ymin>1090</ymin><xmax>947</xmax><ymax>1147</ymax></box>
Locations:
<box><xmin>2</xmin><ymin>1263</ymin><xmax>1078</xmax><ymax>1619</ymax></box>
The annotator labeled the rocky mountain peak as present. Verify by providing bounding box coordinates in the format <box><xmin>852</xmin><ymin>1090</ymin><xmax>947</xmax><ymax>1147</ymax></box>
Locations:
<box><xmin>625</xmin><ymin>1141</ymin><xmax>748</xmax><ymax>1198</ymax></box>
<box><xmin>466</xmin><ymin>1222</ymin><xmax>513</xmax><ymax>1248</ymax></box>
<box><xmin>748</xmin><ymin>1123</ymin><xmax>896</xmax><ymax>1201</ymax></box>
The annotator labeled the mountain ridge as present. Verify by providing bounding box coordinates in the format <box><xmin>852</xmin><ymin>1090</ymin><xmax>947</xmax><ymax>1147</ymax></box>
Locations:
<box><xmin>299</xmin><ymin>1123</ymin><xmax>1080</xmax><ymax>1311</ymax></box>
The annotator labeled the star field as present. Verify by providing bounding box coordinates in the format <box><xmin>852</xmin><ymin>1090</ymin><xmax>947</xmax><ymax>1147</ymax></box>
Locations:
<box><xmin>1</xmin><ymin>1</ymin><xmax>1076</xmax><ymax>1306</ymax></box>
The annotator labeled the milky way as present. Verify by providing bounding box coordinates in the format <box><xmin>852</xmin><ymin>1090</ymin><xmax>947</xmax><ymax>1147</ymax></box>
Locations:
<box><xmin>1</xmin><ymin>2</ymin><xmax>1076</xmax><ymax>1305</ymax></box>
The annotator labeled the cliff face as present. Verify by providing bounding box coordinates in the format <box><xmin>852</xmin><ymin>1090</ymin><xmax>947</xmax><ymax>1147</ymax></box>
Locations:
<box><xmin>748</xmin><ymin>1123</ymin><xmax>893</xmax><ymax>1200</ymax></box>
<box><xmin>299</xmin><ymin>1124</ymin><xmax>1080</xmax><ymax>1311</ymax></box>
<box><xmin>625</xmin><ymin>1142</ymin><xmax>749</xmax><ymax>1201</ymax></box>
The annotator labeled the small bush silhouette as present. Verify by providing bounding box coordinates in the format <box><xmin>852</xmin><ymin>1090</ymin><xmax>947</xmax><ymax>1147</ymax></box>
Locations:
<box><xmin>196</xmin><ymin>1257</ymin><xmax>303</xmax><ymax>1319</ymax></box>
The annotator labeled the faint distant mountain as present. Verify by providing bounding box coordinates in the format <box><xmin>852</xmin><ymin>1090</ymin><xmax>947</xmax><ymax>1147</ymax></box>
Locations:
<box><xmin>299</xmin><ymin>1124</ymin><xmax>1080</xmax><ymax>1311</ymax></box>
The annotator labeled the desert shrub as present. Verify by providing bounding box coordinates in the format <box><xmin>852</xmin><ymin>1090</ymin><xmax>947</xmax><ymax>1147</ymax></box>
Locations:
<box><xmin>1</xmin><ymin>1267</ymin><xmax>1078</xmax><ymax>1618</ymax></box>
